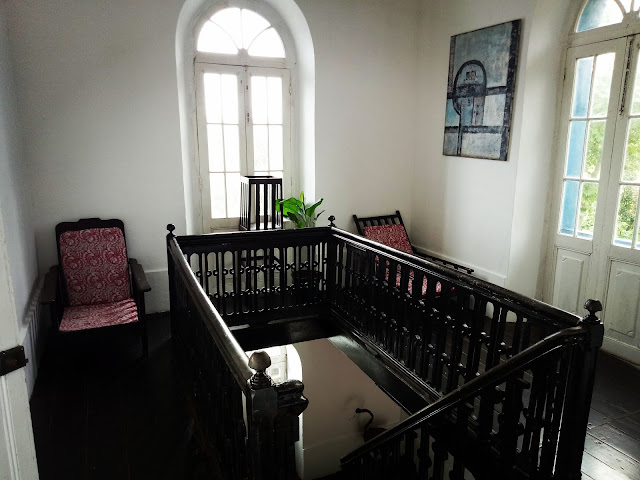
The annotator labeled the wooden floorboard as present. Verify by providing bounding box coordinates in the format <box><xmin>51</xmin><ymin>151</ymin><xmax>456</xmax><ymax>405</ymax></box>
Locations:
<box><xmin>582</xmin><ymin>353</ymin><xmax>640</xmax><ymax>480</ymax></box>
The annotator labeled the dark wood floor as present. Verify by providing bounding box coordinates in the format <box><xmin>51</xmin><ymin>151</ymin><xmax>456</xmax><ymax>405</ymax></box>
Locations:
<box><xmin>583</xmin><ymin>352</ymin><xmax>640</xmax><ymax>480</ymax></box>
<box><xmin>30</xmin><ymin>314</ymin><xmax>640</xmax><ymax>479</ymax></box>
<box><xmin>30</xmin><ymin>314</ymin><xmax>191</xmax><ymax>480</ymax></box>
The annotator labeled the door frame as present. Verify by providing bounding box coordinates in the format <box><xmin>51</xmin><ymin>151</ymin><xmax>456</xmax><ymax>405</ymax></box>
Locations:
<box><xmin>0</xmin><ymin>204</ymin><xmax>39</xmax><ymax>480</ymax></box>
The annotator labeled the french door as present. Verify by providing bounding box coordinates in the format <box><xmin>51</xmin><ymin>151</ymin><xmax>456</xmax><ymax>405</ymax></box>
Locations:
<box><xmin>550</xmin><ymin>35</ymin><xmax>640</xmax><ymax>363</ymax></box>
<box><xmin>195</xmin><ymin>63</ymin><xmax>291</xmax><ymax>232</ymax></box>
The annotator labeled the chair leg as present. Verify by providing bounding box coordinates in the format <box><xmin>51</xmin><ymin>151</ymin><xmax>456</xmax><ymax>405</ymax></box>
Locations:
<box><xmin>140</xmin><ymin>317</ymin><xmax>149</xmax><ymax>358</ymax></box>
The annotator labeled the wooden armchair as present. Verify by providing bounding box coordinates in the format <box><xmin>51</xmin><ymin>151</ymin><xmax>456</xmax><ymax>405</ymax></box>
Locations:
<box><xmin>353</xmin><ymin>210</ymin><xmax>473</xmax><ymax>274</ymax></box>
<box><xmin>41</xmin><ymin>218</ymin><xmax>151</xmax><ymax>357</ymax></box>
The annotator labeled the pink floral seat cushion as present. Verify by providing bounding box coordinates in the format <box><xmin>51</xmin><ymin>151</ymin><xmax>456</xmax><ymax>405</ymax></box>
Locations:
<box><xmin>60</xmin><ymin>227</ymin><xmax>131</xmax><ymax>306</ymax></box>
<box><xmin>363</xmin><ymin>224</ymin><xmax>413</xmax><ymax>254</ymax></box>
<box><xmin>385</xmin><ymin>267</ymin><xmax>443</xmax><ymax>296</ymax></box>
<box><xmin>59</xmin><ymin>298</ymin><xmax>138</xmax><ymax>332</ymax></box>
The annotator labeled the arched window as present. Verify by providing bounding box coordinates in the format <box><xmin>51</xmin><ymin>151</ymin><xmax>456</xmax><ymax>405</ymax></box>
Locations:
<box><xmin>194</xmin><ymin>6</ymin><xmax>293</xmax><ymax>230</ymax></box>
<box><xmin>549</xmin><ymin>0</ymin><xmax>640</xmax><ymax>361</ymax></box>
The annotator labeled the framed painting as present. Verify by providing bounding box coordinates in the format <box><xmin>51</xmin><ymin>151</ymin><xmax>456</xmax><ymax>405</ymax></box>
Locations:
<box><xmin>443</xmin><ymin>19</ymin><xmax>521</xmax><ymax>161</ymax></box>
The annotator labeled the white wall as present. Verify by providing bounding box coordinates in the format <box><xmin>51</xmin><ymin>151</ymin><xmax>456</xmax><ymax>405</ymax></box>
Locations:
<box><xmin>5</xmin><ymin>0</ymin><xmax>420</xmax><ymax>312</ymax></box>
<box><xmin>292</xmin><ymin>339</ymin><xmax>407</xmax><ymax>479</ymax></box>
<box><xmin>411</xmin><ymin>0</ymin><xmax>573</xmax><ymax>296</ymax></box>
<box><xmin>0</xmin><ymin>3</ymin><xmax>38</xmax><ymax>337</ymax></box>
<box><xmin>5</xmin><ymin>0</ymin><xmax>188</xmax><ymax>312</ymax></box>
<box><xmin>296</xmin><ymin>0</ymin><xmax>420</xmax><ymax>231</ymax></box>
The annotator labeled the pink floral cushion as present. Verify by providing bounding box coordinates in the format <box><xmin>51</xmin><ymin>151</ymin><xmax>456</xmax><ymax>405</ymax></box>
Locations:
<box><xmin>363</xmin><ymin>224</ymin><xmax>413</xmax><ymax>254</ymax></box>
<box><xmin>60</xmin><ymin>227</ymin><xmax>131</xmax><ymax>306</ymax></box>
<box><xmin>385</xmin><ymin>267</ymin><xmax>442</xmax><ymax>296</ymax></box>
<box><xmin>59</xmin><ymin>299</ymin><xmax>138</xmax><ymax>332</ymax></box>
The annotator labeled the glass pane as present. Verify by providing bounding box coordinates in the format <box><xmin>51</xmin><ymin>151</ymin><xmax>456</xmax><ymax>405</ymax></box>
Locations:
<box><xmin>584</xmin><ymin>120</ymin><xmax>605</xmax><ymax>179</ymax></box>
<box><xmin>242</xmin><ymin>9</ymin><xmax>270</xmax><ymax>49</ymax></box>
<box><xmin>203</xmin><ymin>73</ymin><xmax>222</xmax><ymax>123</ymax></box>
<box><xmin>223</xmin><ymin>125</ymin><xmax>240</xmax><ymax>171</ymax></box>
<box><xmin>631</xmin><ymin>57</ymin><xmax>640</xmax><ymax>114</ymax></box>
<box><xmin>210</xmin><ymin>173</ymin><xmax>226</xmax><ymax>219</ymax></box>
<box><xmin>573</xmin><ymin>57</ymin><xmax>594</xmax><ymax>118</ymax></box>
<box><xmin>251</xmin><ymin>76</ymin><xmax>268</xmax><ymax>124</ymax></box>
<box><xmin>226</xmin><ymin>172</ymin><xmax>241</xmax><ymax>217</ymax></box>
<box><xmin>197</xmin><ymin>21</ymin><xmax>239</xmax><ymax>54</ymax></box>
<box><xmin>269</xmin><ymin>125</ymin><xmax>283</xmax><ymax>170</ymax></box>
<box><xmin>207</xmin><ymin>124</ymin><xmax>224</xmax><ymax>172</ymax></box>
<box><xmin>620</xmin><ymin>0</ymin><xmax>632</xmax><ymax>10</ymax></box>
<box><xmin>211</xmin><ymin>8</ymin><xmax>242</xmax><ymax>48</ymax></box>
<box><xmin>623</xmin><ymin>118</ymin><xmax>640</xmax><ymax>182</ymax></box>
<box><xmin>267</xmin><ymin>77</ymin><xmax>283</xmax><ymax>124</ymax></box>
<box><xmin>578</xmin><ymin>182</ymin><xmax>599</xmax><ymax>239</ymax></box>
<box><xmin>614</xmin><ymin>185</ymin><xmax>639</xmax><ymax>247</ymax></box>
<box><xmin>248</xmin><ymin>28</ymin><xmax>285</xmax><ymax>58</ymax></box>
<box><xmin>221</xmin><ymin>74</ymin><xmax>238</xmax><ymax>124</ymax></box>
<box><xmin>577</xmin><ymin>0</ymin><xmax>624</xmax><ymax>32</ymax></box>
<box><xmin>253</xmin><ymin>125</ymin><xmax>269</xmax><ymax>171</ymax></box>
<box><xmin>271</xmin><ymin>170</ymin><xmax>283</xmax><ymax>178</ymax></box>
<box><xmin>566</xmin><ymin>121</ymin><xmax>587</xmax><ymax>178</ymax></box>
<box><xmin>255</xmin><ymin>171</ymin><xmax>268</xmax><ymax>177</ymax></box>
<box><xmin>560</xmin><ymin>180</ymin><xmax>580</xmax><ymax>236</ymax></box>
<box><xmin>590</xmin><ymin>53</ymin><xmax>615</xmax><ymax>117</ymax></box>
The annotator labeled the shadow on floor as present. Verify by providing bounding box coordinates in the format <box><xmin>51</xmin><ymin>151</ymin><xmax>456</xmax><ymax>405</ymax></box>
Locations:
<box><xmin>30</xmin><ymin>313</ymin><xmax>192</xmax><ymax>480</ymax></box>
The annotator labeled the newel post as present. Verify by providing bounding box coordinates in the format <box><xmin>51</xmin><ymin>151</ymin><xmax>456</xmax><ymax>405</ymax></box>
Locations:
<box><xmin>166</xmin><ymin>224</ymin><xmax>177</xmax><ymax>333</ymax></box>
<box><xmin>246</xmin><ymin>351</ymin><xmax>308</xmax><ymax>480</ymax></box>
<box><xmin>555</xmin><ymin>299</ymin><xmax>604</xmax><ymax>479</ymax></box>
<box><xmin>326</xmin><ymin>216</ymin><xmax>337</xmax><ymax>302</ymax></box>
<box><xmin>247</xmin><ymin>352</ymin><xmax>278</xmax><ymax>480</ymax></box>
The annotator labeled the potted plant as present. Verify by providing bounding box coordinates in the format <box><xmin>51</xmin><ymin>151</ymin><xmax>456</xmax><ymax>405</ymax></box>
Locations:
<box><xmin>276</xmin><ymin>192</ymin><xmax>324</xmax><ymax>228</ymax></box>
<box><xmin>276</xmin><ymin>192</ymin><xmax>325</xmax><ymax>301</ymax></box>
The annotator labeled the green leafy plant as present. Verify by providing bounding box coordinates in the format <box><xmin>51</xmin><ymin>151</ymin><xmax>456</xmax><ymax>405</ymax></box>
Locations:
<box><xmin>276</xmin><ymin>192</ymin><xmax>324</xmax><ymax>228</ymax></box>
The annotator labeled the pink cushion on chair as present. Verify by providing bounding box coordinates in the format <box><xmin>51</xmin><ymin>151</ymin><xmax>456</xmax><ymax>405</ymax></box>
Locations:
<box><xmin>386</xmin><ymin>268</ymin><xmax>443</xmax><ymax>296</ymax></box>
<box><xmin>363</xmin><ymin>224</ymin><xmax>413</xmax><ymax>254</ymax></box>
<box><xmin>60</xmin><ymin>227</ymin><xmax>131</xmax><ymax>306</ymax></box>
<box><xmin>59</xmin><ymin>298</ymin><xmax>138</xmax><ymax>332</ymax></box>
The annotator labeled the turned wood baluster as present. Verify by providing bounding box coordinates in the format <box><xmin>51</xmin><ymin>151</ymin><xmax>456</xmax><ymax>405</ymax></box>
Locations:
<box><xmin>430</xmin><ymin>440</ymin><xmax>448</xmax><ymax>480</ymax></box>
<box><xmin>449</xmin><ymin>402</ymin><xmax>474</xmax><ymax>480</ymax></box>
<box><xmin>417</xmin><ymin>425</ymin><xmax>432</xmax><ymax>478</ymax></box>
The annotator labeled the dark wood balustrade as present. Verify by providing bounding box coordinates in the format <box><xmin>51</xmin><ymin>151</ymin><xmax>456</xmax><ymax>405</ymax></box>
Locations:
<box><xmin>166</xmin><ymin>223</ymin><xmax>603</xmax><ymax>480</ymax></box>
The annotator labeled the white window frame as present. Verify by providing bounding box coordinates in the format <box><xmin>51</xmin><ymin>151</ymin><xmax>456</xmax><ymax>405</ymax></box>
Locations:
<box><xmin>193</xmin><ymin>4</ymin><xmax>297</xmax><ymax>233</ymax></box>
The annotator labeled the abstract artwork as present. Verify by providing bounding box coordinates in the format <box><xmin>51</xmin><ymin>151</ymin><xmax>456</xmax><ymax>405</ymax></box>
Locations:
<box><xmin>443</xmin><ymin>20</ymin><xmax>521</xmax><ymax>161</ymax></box>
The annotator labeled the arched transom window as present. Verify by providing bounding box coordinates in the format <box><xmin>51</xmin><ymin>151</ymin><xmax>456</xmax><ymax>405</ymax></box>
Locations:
<box><xmin>194</xmin><ymin>7</ymin><xmax>292</xmax><ymax>231</ymax></box>
<box><xmin>198</xmin><ymin>8</ymin><xmax>285</xmax><ymax>58</ymax></box>
<box><xmin>577</xmin><ymin>0</ymin><xmax>640</xmax><ymax>32</ymax></box>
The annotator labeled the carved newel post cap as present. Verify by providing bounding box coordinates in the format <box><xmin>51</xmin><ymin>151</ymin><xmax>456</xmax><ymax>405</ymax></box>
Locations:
<box><xmin>167</xmin><ymin>224</ymin><xmax>175</xmax><ymax>234</ymax></box>
<box><xmin>328</xmin><ymin>215</ymin><xmax>336</xmax><ymax>227</ymax></box>
<box><xmin>249</xmin><ymin>351</ymin><xmax>273</xmax><ymax>389</ymax></box>
<box><xmin>583</xmin><ymin>299</ymin><xmax>603</xmax><ymax>324</ymax></box>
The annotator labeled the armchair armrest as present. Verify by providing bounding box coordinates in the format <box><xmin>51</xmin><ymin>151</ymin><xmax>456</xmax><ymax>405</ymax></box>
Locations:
<box><xmin>40</xmin><ymin>266</ymin><xmax>59</xmax><ymax>304</ymax></box>
<box><xmin>129</xmin><ymin>259</ymin><xmax>151</xmax><ymax>293</ymax></box>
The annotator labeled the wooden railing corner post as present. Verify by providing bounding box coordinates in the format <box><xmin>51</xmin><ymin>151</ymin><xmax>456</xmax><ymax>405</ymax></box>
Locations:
<box><xmin>555</xmin><ymin>299</ymin><xmax>604</xmax><ymax>480</ymax></box>
<box><xmin>246</xmin><ymin>352</ymin><xmax>308</xmax><ymax>480</ymax></box>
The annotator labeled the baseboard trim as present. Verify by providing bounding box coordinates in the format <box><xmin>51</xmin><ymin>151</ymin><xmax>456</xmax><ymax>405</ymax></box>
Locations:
<box><xmin>412</xmin><ymin>245</ymin><xmax>507</xmax><ymax>287</ymax></box>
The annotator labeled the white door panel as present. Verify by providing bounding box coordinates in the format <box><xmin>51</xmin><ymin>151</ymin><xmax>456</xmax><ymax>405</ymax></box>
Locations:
<box><xmin>603</xmin><ymin>261</ymin><xmax>640</xmax><ymax>338</ymax></box>
<box><xmin>552</xmin><ymin>248</ymin><xmax>591</xmax><ymax>314</ymax></box>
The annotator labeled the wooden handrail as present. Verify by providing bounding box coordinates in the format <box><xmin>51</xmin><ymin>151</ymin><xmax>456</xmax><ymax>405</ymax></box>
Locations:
<box><xmin>341</xmin><ymin>324</ymin><xmax>589</xmax><ymax>464</ymax></box>
<box><xmin>168</xmin><ymin>237</ymin><xmax>253</xmax><ymax>392</ymax></box>
<box><xmin>330</xmin><ymin>227</ymin><xmax>582</xmax><ymax>328</ymax></box>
